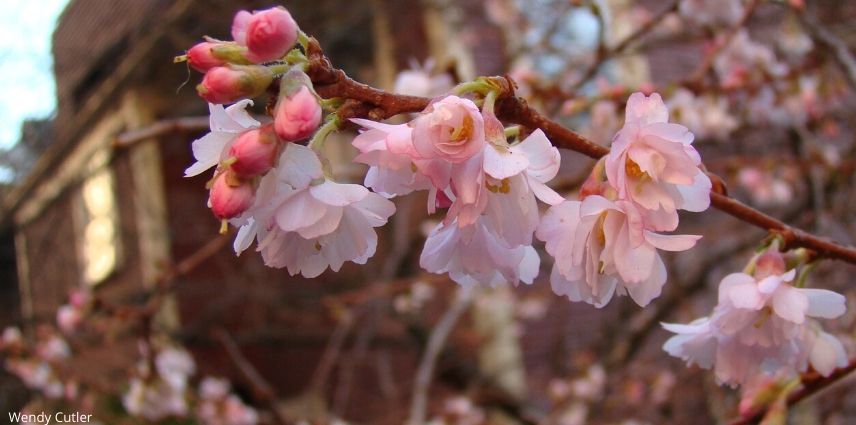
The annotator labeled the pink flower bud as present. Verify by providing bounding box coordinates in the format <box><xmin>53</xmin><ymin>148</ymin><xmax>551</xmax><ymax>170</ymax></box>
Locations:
<box><xmin>187</xmin><ymin>42</ymin><xmax>226</xmax><ymax>72</ymax></box>
<box><xmin>186</xmin><ymin>42</ymin><xmax>251</xmax><ymax>72</ymax></box>
<box><xmin>274</xmin><ymin>85</ymin><xmax>322</xmax><ymax>141</ymax></box>
<box><xmin>228</xmin><ymin>124</ymin><xmax>280</xmax><ymax>177</ymax></box>
<box><xmin>209</xmin><ymin>172</ymin><xmax>254</xmax><ymax>219</ymax></box>
<box><xmin>232</xmin><ymin>7</ymin><xmax>298</xmax><ymax>63</ymax></box>
<box><xmin>754</xmin><ymin>250</ymin><xmax>786</xmax><ymax>279</ymax></box>
<box><xmin>197</xmin><ymin>65</ymin><xmax>274</xmax><ymax>104</ymax></box>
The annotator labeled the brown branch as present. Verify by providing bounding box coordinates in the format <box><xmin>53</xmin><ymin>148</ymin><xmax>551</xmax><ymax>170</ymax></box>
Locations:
<box><xmin>728</xmin><ymin>358</ymin><xmax>856</xmax><ymax>425</ymax></box>
<box><xmin>113</xmin><ymin>116</ymin><xmax>210</xmax><ymax>148</ymax></box>
<box><xmin>214</xmin><ymin>328</ymin><xmax>289</xmax><ymax>425</ymax></box>
<box><xmin>300</xmin><ymin>39</ymin><xmax>856</xmax><ymax>266</ymax></box>
<box><xmin>407</xmin><ymin>286</ymin><xmax>475</xmax><ymax>425</ymax></box>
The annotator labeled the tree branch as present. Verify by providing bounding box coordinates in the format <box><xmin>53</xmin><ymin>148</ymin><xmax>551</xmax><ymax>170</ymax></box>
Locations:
<box><xmin>302</xmin><ymin>43</ymin><xmax>856</xmax><ymax>265</ymax></box>
<box><xmin>728</xmin><ymin>358</ymin><xmax>856</xmax><ymax>425</ymax></box>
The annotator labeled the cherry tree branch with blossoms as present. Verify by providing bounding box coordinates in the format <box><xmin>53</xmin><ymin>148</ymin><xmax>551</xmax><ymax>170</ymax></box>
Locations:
<box><xmin>302</xmin><ymin>37</ymin><xmax>856</xmax><ymax>265</ymax></box>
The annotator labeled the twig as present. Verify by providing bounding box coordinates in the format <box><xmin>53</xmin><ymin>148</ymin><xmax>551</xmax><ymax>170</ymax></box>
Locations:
<box><xmin>214</xmin><ymin>328</ymin><xmax>289</xmax><ymax>425</ymax></box>
<box><xmin>569</xmin><ymin>0</ymin><xmax>680</xmax><ymax>93</ymax></box>
<box><xmin>113</xmin><ymin>116</ymin><xmax>210</xmax><ymax>148</ymax></box>
<box><xmin>407</xmin><ymin>286</ymin><xmax>475</xmax><ymax>425</ymax></box>
<box><xmin>300</xmin><ymin>43</ymin><xmax>856</xmax><ymax>265</ymax></box>
<box><xmin>685</xmin><ymin>0</ymin><xmax>762</xmax><ymax>88</ymax></box>
<box><xmin>796</xmin><ymin>4</ymin><xmax>856</xmax><ymax>91</ymax></box>
<box><xmin>728</xmin><ymin>358</ymin><xmax>856</xmax><ymax>425</ymax></box>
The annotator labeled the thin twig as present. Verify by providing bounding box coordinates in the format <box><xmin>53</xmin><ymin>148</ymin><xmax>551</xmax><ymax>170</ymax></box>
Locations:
<box><xmin>796</xmin><ymin>4</ymin><xmax>856</xmax><ymax>91</ymax></box>
<box><xmin>407</xmin><ymin>286</ymin><xmax>475</xmax><ymax>425</ymax></box>
<box><xmin>728</xmin><ymin>358</ymin><xmax>856</xmax><ymax>425</ymax></box>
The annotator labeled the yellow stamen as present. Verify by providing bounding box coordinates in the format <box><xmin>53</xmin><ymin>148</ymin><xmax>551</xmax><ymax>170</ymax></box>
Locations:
<box><xmin>449</xmin><ymin>114</ymin><xmax>474</xmax><ymax>143</ymax></box>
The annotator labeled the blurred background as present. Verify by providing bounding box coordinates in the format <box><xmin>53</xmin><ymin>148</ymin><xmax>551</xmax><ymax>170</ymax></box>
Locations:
<box><xmin>0</xmin><ymin>0</ymin><xmax>855</xmax><ymax>424</ymax></box>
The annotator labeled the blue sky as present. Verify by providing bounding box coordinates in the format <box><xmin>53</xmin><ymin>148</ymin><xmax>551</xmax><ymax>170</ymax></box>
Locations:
<box><xmin>0</xmin><ymin>0</ymin><xmax>70</xmax><ymax>149</ymax></box>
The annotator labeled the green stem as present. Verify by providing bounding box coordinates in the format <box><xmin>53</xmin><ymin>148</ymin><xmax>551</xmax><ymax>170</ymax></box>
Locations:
<box><xmin>504</xmin><ymin>125</ymin><xmax>521</xmax><ymax>139</ymax></box>
<box><xmin>308</xmin><ymin>115</ymin><xmax>342</xmax><ymax>151</ymax></box>
<box><xmin>298</xmin><ymin>31</ymin><xmax>311</xmax><ymax>51</ymax></box>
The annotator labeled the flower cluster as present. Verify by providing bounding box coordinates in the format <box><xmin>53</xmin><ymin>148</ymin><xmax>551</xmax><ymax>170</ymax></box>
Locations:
<box><xmin>537</xmin><ymin>93</ymin><xmax>710</xmax><ymax>307</ymax></box>
<box><xmin>123</xmin><ymin>345</ymin><xmax>197</xmax><ymax>420</ymax></box>
<box><xmin>196</xmin><ymin>377</ymin><xmax>259</xmax><ymax>425</ymax></box>
<box><xmin>123</xmin><ymin>344</ymin><xmax>258</xmax><ymax>424</ymax></box>
<box><xmin>662</xmin><ymin>250</ymin><xmax>848</xmax><ymax>387</ymax></box>
<box><xmin>182</xmin><ymin>7</ymin><xmax>401</xmax><ymax>277</ymax></box>
<box><xmin>1</xmin><ymin>327</ymin><xmax>76</xmax><ymax>400</ymax></box>
<box><xmin>352</xmin><ymin>92</ymin><xmax>563</xmax><ymax>287</ymax></box>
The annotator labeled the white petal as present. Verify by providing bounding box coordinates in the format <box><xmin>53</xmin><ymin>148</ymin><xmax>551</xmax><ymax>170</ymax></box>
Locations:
<box><xmin>643</xmin><ymin>231</ymin><xmax>701</xmax><ymax>252</ymax></box>
<box><xmin>803</xmin><ymin>288</ymin><xmax>847</xmax><ymax>319</ymax></box>
<box><xmin>483</xmin><ymin>144</ymin><xmax>529</xmax><ymax>180</ymax></box>
<box><xmin>511</xmin><ymin>129</ymin><xmax>560</xmax><ymax>182</ymax></box>
<box><xmin>279</xmin><ymin>144</ymin><xmax>324</xmax><ymax>189</ymax></box>
<box><xmin>810</xmin><ymin>331</ymin><xmax>847</xmax><ymax>376</ymax></box>
<box><xmin>310</xmin><ymin>181</ymin><xmax>369</xmax><ymax>206</ymax></box>
<box><xmin>185</xmin><ymin>132</ymin><xmax>233</xmax><ymax>177</ymax></box>
<box><xmin>771</xmin><ymin>286</ymin><xmax>808</xmax><ymax>324</ymax></box>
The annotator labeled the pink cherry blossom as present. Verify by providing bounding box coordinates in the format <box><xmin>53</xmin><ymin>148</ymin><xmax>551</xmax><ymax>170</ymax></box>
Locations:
<box><xmin>232</xmin><ymin>8</ymin><xmax>298</xmax><ymax>63</ymax></box>
<box><xmin>420</xmin><ymin>216</ymin><xmax>540</xmax><ymax>287</ymax></box>
<box><xmin>274</xmin><ymin>85</ymin><xmax>322</xmax><ymax>141</ymax></box>
<box><xmin>477</xmin><ymin>129</ymin><xmax>564</xmax><ymax>245</ymax></box>
<box><xmin>412</xmin><ymin>95</ymin><xmax>486</xmax><ymax>163</ymax></box>
<box><xmin>605</xmin><ymin>92</ymin><xmax>711</xmax><ymax>230</ymax></box>
<box><xmin>663</xmin><ymin>269</ymin><xmax>847</xmax><ymax>386</ymax></box>
<box><xmin>536</xmin><ymin>195</ymin><xmax>701</xmax><ymax>307</ymax></box>
<box><xmin>393</xmin><ymin>60</ymin><xmax>454</xmax><ymax>98</ymax></box>
<box><xmin>196</xmin><ymin>377</ymin><xmax>259</xmax><ymax>425</ymax></box>
<box><xmin>232</xmin><ymin>144</ymin><xmax>395</xmax><ymax>277</ymax></box>
<box><xmin>185</xmin><ymin>100</ymin><xmax>260</xmax><ymax>178</ymax></box>
<box><xmin>350</xmin><ymin>118</ymin><xmax>436</xmax><ymax>197</ymax></box>
<box><xmin>679</xmin><ymin>0</ymin><xmax>743</xmax><ymax>27</ymax></box>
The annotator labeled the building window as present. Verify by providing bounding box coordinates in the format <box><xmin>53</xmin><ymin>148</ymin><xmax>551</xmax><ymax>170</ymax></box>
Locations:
<box><xmin>77</xmin><ymin>168</ymin><xmax>120</xmax><ymax>286</ymax></box>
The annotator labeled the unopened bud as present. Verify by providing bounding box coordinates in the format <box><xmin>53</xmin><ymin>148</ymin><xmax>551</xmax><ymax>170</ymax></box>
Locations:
<box><xmin>232</xmin><ymin>7</ymin><xmax>299</xmax><ymax>63</ymax></box>
<box><xmin>274</xmin><ymin>85</ymin><xmax>322</xmax><ymax>141</ymax></box>
<box><xmin>197</xmin><ymin>65</ymin><xmax>274</xmax><ymax>104</ymax></box>
<box><xmin>186</xmin><ymin>42</ymin><xmax>251</xmax><ymax>72</ymax></box>
<box><xmin>754</xmin><ymin>250</ymin><xmax>787</xmax><ymax>279</ymax></box>
<box><xmin>209</xmin><ymin>171</ymin><xmax>254</xmax><ymax>219</ymax></box>
<box><xmin>228</xmin><ymin>124</ymin><xmax>280</xmax><ymax>177</ymax></box>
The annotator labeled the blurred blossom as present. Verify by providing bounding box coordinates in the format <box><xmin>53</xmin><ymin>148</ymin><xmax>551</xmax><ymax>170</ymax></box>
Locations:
<box><xmin>516</xmin><ymin>296</ymin><xmax>549</xmax><ymax>320</ymax></box>
<box><xmin>582</xmin><ymin>100</ymin><xmax>619</xmax><ymax>146</ymax></box>
<box><xmin>715</xmin><ymin>30</ymin><xmax>787</xmax><ymax>89</ymax></box>
<box><xmin>668</xmin><ymin>88</ymin><xmax>738</xmax><ymax>141</ymax></box>
<box><xmin>393</xmin><ymin>60</ymin><xmax>454</xmax><ymax>98</ymax></box>
<box><xmin>571</xmin><ymin>363</ymin><xmax>606</xmax><ymax>401</ymax></box>
<box><xmin>736</xmin><ymin>167</ymin><xmax>793</xmax><ymax>207</ymax></box>
<box><xmin>679</xmin><ymin>0</ymin><xmax>743</xmax><ymax>27</ymax></box>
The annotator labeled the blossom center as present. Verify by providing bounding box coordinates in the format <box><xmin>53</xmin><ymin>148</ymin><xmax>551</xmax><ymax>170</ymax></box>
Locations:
<box><xmin>625</xmin><ymin>158</ymin><xmax>647</xmax><ymax>179</ymax></box>
<box><xmin>449</xmin><ymin>114</ymin><xmax>474</xmax><ymax>143</ymax></box>
<box><xmin>486</xmin><ymin>178</ymin><xmax>511</xmax><ymax>194</ymax></box>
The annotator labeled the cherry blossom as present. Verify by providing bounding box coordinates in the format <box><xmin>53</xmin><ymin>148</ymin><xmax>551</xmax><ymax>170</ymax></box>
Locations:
<box><xmin>420</xmin><ymin>216</ymin><xmax>540</xmax><ymax>287</ymax></box>
<box><xmin>351</xmin><ymin>118</ymin><xmax>435</xmax><ymax>197</ymax></box>
<box><xmin>605</xmin><ymin>92</ymin><xmax>711</xmax><ymax>230</ymax></box>
<box><xmin>233</xmin><ymin>144</ymin><xmax>395</xmax><ymax>277</ymax></box>
<box><xmin>662</xmin><ymin>267</ymin><xmax>848</xmax><ymax>386</ymax></box>
<box><xmin>412</xmin><ymin>95</ymin><xmax>486</xmax><ymax>163</ymax></box>
<box><xmin>537</xmin><ymin>195</ymin><xmax>701</xmax><ymax>307</ymax></box>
